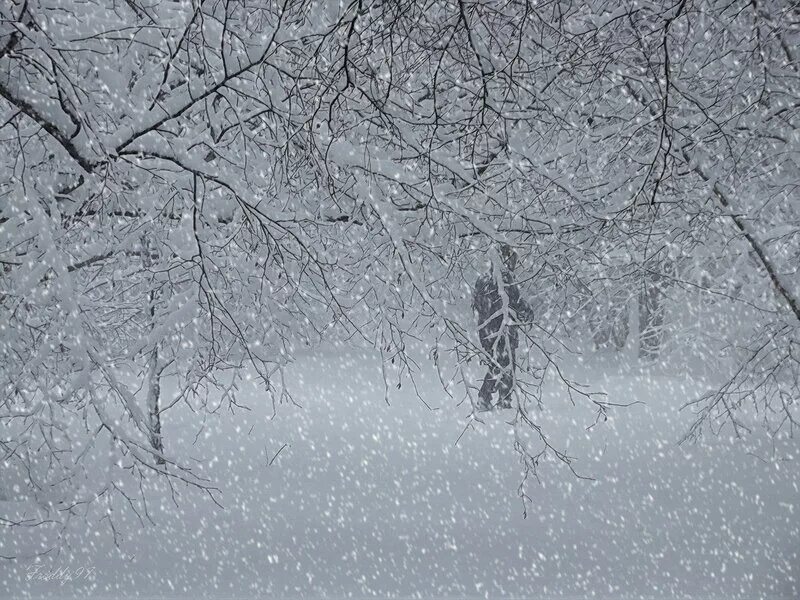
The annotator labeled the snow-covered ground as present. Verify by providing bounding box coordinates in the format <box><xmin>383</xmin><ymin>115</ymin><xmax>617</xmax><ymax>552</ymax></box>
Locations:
<box><xmin>1</xmin><ymin>345</ymin><xmax>797</xmax><ymax>599</ymax></box>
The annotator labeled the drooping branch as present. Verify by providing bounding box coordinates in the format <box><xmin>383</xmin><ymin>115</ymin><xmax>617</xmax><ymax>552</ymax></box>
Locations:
<box><xmin>0</xmin><ymin>80</ymin><xmax>98</xmax><ymax>173</ymax></box>
<box><xmin>684</xmin><ymin>149</ymin><xmax>800</xmax><ymax>325</ymax></box>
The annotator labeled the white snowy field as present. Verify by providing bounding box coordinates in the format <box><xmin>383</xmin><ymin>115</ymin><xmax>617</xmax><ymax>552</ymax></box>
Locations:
<box><xmin>1</xmin><ymin>345</ymin><xmax>797</xmax><ymax>599</ymax></box>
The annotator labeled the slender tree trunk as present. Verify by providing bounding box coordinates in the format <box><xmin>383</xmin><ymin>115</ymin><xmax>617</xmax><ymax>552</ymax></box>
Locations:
<box><xmin>146</xmin><ymin>306</ymin><xmax>164</xmax><ymax>465</ymax></box>
<box><xmin>639</xmin><ymin>281</ymin><xmax>661</xmax><ymax>360</ymax></box>
<box><xmin>142</xmin><ymin>234</ymin><xmax>165</xmax><ymax>465</ymax></box>
<box><xmin>639</xmin><ymin>270</ymin><xmax>668</xmax><ymax>361</ymax></box>
<box><xmin>590</xmin><ymin>286</ymin><xmax>630</xmax><ymax>352</ymax></box>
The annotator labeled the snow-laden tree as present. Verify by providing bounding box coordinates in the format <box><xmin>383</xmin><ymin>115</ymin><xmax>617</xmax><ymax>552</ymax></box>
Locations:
<box><xmin>1</xmin><ymin>0</ymin><xmax>798</xmax><ymax>550</ymax></box>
